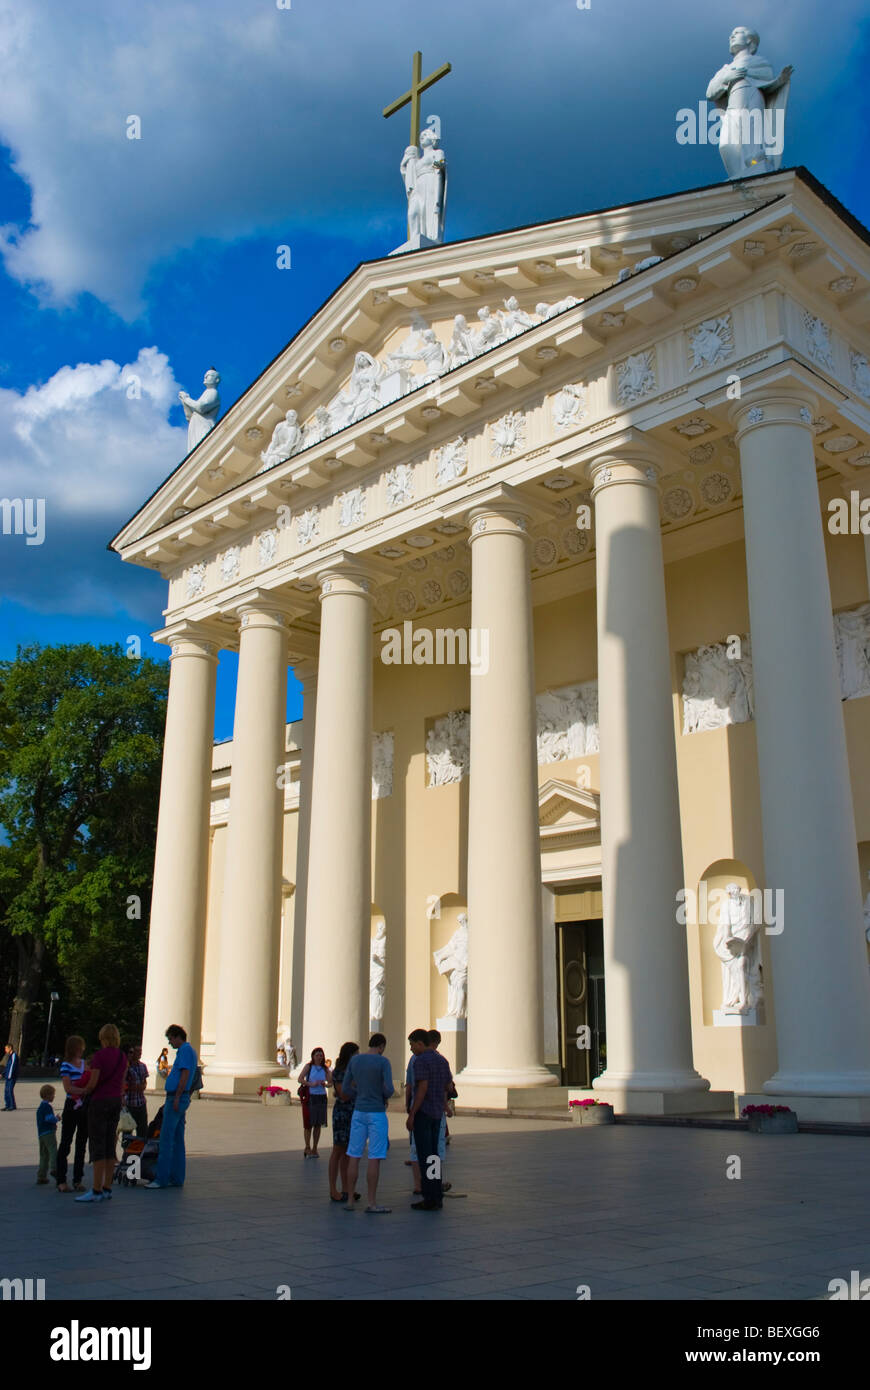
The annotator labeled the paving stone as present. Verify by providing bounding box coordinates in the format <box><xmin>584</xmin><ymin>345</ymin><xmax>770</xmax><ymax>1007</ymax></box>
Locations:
<box><xmin>2</xmin><ymin>1079</ymin><xmax>869</xmax><ymax>1301</ymax></box>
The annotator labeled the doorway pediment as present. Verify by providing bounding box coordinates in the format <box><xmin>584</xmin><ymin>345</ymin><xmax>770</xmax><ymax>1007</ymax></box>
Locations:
<box><xmin>538</xmin><ymin>778</ymin><xmax>600</xmax><ymax>844</ymax></box>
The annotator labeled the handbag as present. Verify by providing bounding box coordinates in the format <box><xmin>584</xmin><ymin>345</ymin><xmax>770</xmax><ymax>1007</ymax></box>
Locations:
<box><xmin>297</xmin><ymin>1083</ymin><xmax>309</xmax><ymax>1100</ymax></box>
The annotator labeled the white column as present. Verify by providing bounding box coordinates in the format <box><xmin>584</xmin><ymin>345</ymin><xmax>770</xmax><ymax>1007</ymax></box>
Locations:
<box><xmin>142</xmin><ymin>627</ymin><xmax>217</xmax><ymax>1077</ymax></box>
<box><xmin>208</xmin><ymin>597</ymin><xmax>291</xmax><ymax>1090</ymax></box>
<box><xmin>289</xmin><ymin>658</ymin><xmax>317</xmax><ymax>1063</ymax></box>
<box><xmin>302</xmin><ymin>566</ymin><xmax>373</xmax><ymax>1058</ymax></box>
<box><xmin>588</xmin><ymin>445</ymin><xmax>712</xmax><ymax>1108</ymax></box>
<box><xmin>734</xmin><ymin>389</ymin><xmax>870</xmax><ymax>1098</ymax></box>
<box><xmin>460</xmin><ymin>486</ymin><xmax>556</xmax><ymax>1090</ymax></box>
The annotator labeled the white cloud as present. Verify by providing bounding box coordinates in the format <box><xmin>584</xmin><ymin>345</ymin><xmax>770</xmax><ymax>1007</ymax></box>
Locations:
<box><xmin>0</xmin><ymin>347</ymin><xmax>185</xmax><ymax>615</ymax></box>
<box><xmin>0</xmin><ymin>347</ymin><xmax>183</xmax><ymax>514</ymax></box>
<box><xmin>0</xmin><ymin>0</ymin><xmax>397</xmax><ymax>316</ymax></box>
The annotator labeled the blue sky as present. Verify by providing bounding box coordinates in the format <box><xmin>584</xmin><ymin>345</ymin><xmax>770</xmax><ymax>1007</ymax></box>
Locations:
<box><xmin>0</xmin><ymin>0</ymin><xmax>868</xmax><ymax>738</ymax></box>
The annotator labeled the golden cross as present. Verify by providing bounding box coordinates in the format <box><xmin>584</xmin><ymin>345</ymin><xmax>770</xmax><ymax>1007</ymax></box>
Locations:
<box><xmin>382</xmin><ymin>50</ymin><xmax>452</xmax><ymax>149</ymax></box>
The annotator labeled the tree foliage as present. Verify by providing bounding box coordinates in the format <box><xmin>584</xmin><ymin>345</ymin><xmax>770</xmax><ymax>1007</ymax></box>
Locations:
<box><xmin>0</xmin><ymin>644</ymin><xmax>168</xmax><ymax>1055</ymax></box>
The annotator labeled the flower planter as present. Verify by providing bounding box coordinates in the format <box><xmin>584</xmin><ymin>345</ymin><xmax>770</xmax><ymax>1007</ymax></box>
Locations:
<box><xmin>570</xmin><ymin>1103</ymin><xmax>614</xmax><ymax>1126</ymax></box>
<box><xmin>745</xmin><ymin>1110</ymin><xmax>797</xmax><ymax>1134</ymax></box>
<box><xmin>260</xmin><ymin>1091</ymin><xmax>292</xmax><ymax>1107</ymax></box>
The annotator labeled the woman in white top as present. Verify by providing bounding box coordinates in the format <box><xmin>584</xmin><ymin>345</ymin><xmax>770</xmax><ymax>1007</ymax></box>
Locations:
<box><xmin>298</xmin><ymin>1047</ymin><xmax>332</xmax><ymax>1158</ymax></box>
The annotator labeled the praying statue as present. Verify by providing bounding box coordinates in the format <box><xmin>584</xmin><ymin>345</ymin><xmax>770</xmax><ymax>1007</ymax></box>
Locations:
<box><xmin>433</xmin><ymin>913</ymin><xmax>469</xmax><ymax>1019</ymax></box>
<box><xmin>400</xmin><ymin>115</ymin><xmax>447</xmax><ymax>247</ymax></box>
<box><xmin>706</xmin><ymin>26</ymin><xmax>792</xmax><ymax>180</ymax></box>
<box><xmin>179</xmin><ymin>368</ymin><xmax>221</xmax><ymax>452</ymax></box>
<box><xmin>369</xmin><ymin>921</ymin><xmax>387</xmax><ymax>1023</ymax></box>
<box><xmin>713</xmin><ymin>883</ymin><xmax>763</xmax><ymax>1014</ymax></box>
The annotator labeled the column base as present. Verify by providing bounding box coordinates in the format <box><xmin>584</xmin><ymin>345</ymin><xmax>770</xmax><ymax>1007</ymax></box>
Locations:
<box><xmin>457</xmin><ymin>1065</ymin><xmax>560</xmax><ymax>1089</ymax></box>
<box><xmin>742</xmin><ymin>1090</ymin><xmax>870</xmax><ymax>1124</ymax></box>
<box><xmin>455</xmin><ymin>1084</ymin><xmax>569</xmax><ymax>1112</ymax></box>
<box><xmin>592</xmin><ymin>1086</ymin><xmax>734</xmax><ymax>1116</ymax></box>
<box><xmin>204</xmin><ymin>1063</ymin><xmax>277</xmax><ymax>1096</ymax></box>
<box><xmin>594</xmin><ymin>1068</ymin><xmax>711</xmax><ymax>1092</ymax></box>
<box><xmin>592</xmin><ymin>1068</ymin><xmax>724</xmax><ymax>1115</ymax></box>
<box><xmin>761</xmin><ymin>1071</ymin><xmax>870</xmax><ymax>1098</ymax></box>
<box><xmin>454</xmin><ymin>1065</ymin><xmax>559</xmax><ymax>1111</ymax></box>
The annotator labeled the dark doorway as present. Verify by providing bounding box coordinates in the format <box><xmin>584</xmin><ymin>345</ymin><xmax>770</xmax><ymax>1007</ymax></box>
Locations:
<box><xmin>557</xmin><ymin>920</ymin><xmax>606</xmax><ymax>1086</ymax></box>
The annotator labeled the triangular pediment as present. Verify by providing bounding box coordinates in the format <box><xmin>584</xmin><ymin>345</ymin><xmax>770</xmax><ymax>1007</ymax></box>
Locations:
<box><xmin>112</xmin><ymin>170</ymin><xmax>817</xmax><ymax>563</ymax></box>
<box><xmin>538</xmin><ymin>779</ymin><xmax>600</xmax><ymax>841</ymax></box>
<box><xmin>110</xmin><ymin>167</ymin><xmax>870</xmax><ymax>628</ymax></box>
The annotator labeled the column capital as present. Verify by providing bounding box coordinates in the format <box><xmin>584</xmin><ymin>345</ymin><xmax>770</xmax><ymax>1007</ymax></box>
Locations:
<box><xmin>579</xmin><ymin>427</ymin><xmax>672</xmax><ymax>495</ymax></box>
<box><xmin>443</xmin><ymin>481</ymin><xmax>555</xmax><ymax>536</ymax></box>
<box><xmin>152</xmin><ymin>619</ymin><xmax>223</xmax><ymax>662</ymax></box>
<box><xmin>586</xmin><ymin>454</ymin><xmax>662</xmax><ymax>497</ymax></box>
<box><xmin>300</xmin><ymin>550</ymin><xmax>395</xmax><ymax>601</ymax></box>
<box><xmin>729</xmin><ymin>385</ymin><xmax>819</xmax><ymax>443</ymax></box>
<box><xmin>218</xmin><ymin>587</ymin><xmax>303</xmax><ymax>632</ymax></box>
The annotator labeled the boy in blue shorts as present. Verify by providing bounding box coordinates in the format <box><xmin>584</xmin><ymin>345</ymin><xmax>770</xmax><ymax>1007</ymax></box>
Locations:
<box><xmin>342</xmin><ymin>1034</ymin><xmax>393</xmax><ymax>1214</ymax></box>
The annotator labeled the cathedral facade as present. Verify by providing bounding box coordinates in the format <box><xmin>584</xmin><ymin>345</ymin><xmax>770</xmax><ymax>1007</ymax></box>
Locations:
<box><xmin>114</xmin><ymin>168</ymin><xmax>870</xmax><ymax>1118</ymax></box>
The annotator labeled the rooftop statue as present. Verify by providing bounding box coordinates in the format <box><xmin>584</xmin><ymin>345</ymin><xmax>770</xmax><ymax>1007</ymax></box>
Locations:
<box><xmin>179</xmin><ymin>368</ymin><xmax>221</xmax><ymax>452</ymax></box>
<box><xmin>383</xmin><ymin>51</ymin><xmax>452</xmax><ymax>254</ymax></box>
<box><xmin>399</xmin><ymin>115</ymin><xmax>447</xmax><ymax>249</ymax></box>
<box><xmin>706</xmin><ymin>26</ymin><xmax>792</xmax><ymax>179</ymax></box>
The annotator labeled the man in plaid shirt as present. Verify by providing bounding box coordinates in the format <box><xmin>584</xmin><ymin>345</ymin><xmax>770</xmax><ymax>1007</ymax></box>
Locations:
<box><xmin>406</xmin><ymin>1035</ymin><xmax>452</xmax><ymax>1210</ymax></box>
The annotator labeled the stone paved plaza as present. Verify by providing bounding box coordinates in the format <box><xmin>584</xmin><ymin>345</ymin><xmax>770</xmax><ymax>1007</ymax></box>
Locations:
<box><xmin>2</xmin><ymin>1081</ymin><xmax>868</xmax><ymax>1301</ymax></box>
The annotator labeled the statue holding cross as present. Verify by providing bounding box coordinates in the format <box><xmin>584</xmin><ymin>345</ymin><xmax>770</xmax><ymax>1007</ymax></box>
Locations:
<box><xmin>383</xmin><ymin>50</ymin><xmax>451</xmax><ymax>253</ymax></box>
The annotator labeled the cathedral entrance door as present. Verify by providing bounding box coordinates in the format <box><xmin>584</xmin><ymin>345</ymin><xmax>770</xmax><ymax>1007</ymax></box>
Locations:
<box><xmin>557</xmin><ymin>919</ymin><xmax>606</xmax><ymax>1086</ymax></box>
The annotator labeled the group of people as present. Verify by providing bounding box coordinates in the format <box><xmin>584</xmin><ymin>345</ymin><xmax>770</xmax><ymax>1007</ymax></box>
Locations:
<box><xmin>24</xmin><ymin>1023</ymin><xmax>198</xmax><ymax>1197</ymax></box>
<box><xmin>294</xmin><ymin>1028</ymin><xmax>455</xmax><ymax>1213</ymax></box>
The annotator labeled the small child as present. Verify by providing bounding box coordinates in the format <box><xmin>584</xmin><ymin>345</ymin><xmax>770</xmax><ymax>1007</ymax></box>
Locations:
<box><xmin>71</xmin><ymin>1068</ymin><xmax>91</xmax><ymax>1110</ymax></box>
<box><xmin>36</xmin><ymin>1084</ymin><xmax>59</xmax><ymax>1184</ymax></box>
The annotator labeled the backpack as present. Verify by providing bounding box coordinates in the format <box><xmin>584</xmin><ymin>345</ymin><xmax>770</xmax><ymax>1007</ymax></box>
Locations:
<box><xmin>189</xmin><ymin>1063</ymin><xmax>204</xmax><ymax>1095</ymax></box>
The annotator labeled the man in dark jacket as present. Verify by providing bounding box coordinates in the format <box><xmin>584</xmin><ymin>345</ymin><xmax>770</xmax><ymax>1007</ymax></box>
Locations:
<box><xmin>3</xmin><ymin>1043</ymin><xmax>19</xmax><ymax>1111</ymax></box>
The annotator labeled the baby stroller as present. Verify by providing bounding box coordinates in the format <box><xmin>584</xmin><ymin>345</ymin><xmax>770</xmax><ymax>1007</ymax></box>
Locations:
<box><xmin>113</xmin><ymin>1108</ymin><xmax>162</xmax><ymax>1187</ymax></box>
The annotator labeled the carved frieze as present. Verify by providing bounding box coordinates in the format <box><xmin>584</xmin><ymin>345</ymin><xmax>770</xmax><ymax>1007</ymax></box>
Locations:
<box><xmin>426</xmin><ymin>710</ymin><xmax>470</xmax><ymax>786</ymax></box>
<box><xmin>372</xmin><ymin>731</ymin><xmax>394</xmax><ymax>799</ymax></box>
<box><xmin>682</xmin><ymin>637</ymin><xmax>754</xmax><ymax>734</ymax></box>
<box><xmin>536</xmin><ymin>682</ymin><xmax>600</xmax><ymax>763</ymax></box>
<box><xmin>617</xmin><ymin>350</ymin><xmax>656</xmax><ymax>404</ymax></box>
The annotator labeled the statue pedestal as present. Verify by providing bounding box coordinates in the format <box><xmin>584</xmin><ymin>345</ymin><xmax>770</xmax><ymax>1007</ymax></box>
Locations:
<box><xmin>713</xmin><ymin>1007</ymin><xmax>762</xmax><ymax>1028</ymax></box>
<box><xmin>390</xmin><ymin>233</ymin><xmax>441</xmax><ymax>256</ymax></box>
<box><xmin>436</xmin><ymin>1017</ymin><xmax>466</xmax><ymax>1077</ymax></box>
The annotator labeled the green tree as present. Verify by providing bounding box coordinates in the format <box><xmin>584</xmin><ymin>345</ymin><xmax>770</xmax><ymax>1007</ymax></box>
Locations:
<box><xmin>0</xmin><ymin>644</ymin><xmax>168</xmax><ymax>1055</ymax></box>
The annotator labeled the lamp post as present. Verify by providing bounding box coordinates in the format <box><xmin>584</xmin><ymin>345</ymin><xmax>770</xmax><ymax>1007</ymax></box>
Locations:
<box><xmin>42</xmin><ymin>991</ymin><xmax>59</xmax><ymax>1068</ymax></box>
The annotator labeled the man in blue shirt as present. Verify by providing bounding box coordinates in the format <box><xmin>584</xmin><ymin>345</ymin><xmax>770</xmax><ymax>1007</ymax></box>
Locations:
<box><xmin>3</xmin><ymin>1043</ymin><xmax>19</xmax><ymax>1110</ymax></box>
<box><xmin>146</xmin><ymin>1025</ymin><xmax>198</xmax><ymax>1190</ymax></box>
<box><xmin>341</xmin><ymin>1034</ymin><xmax>394</xmax><ymax>1214</ymax></box>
